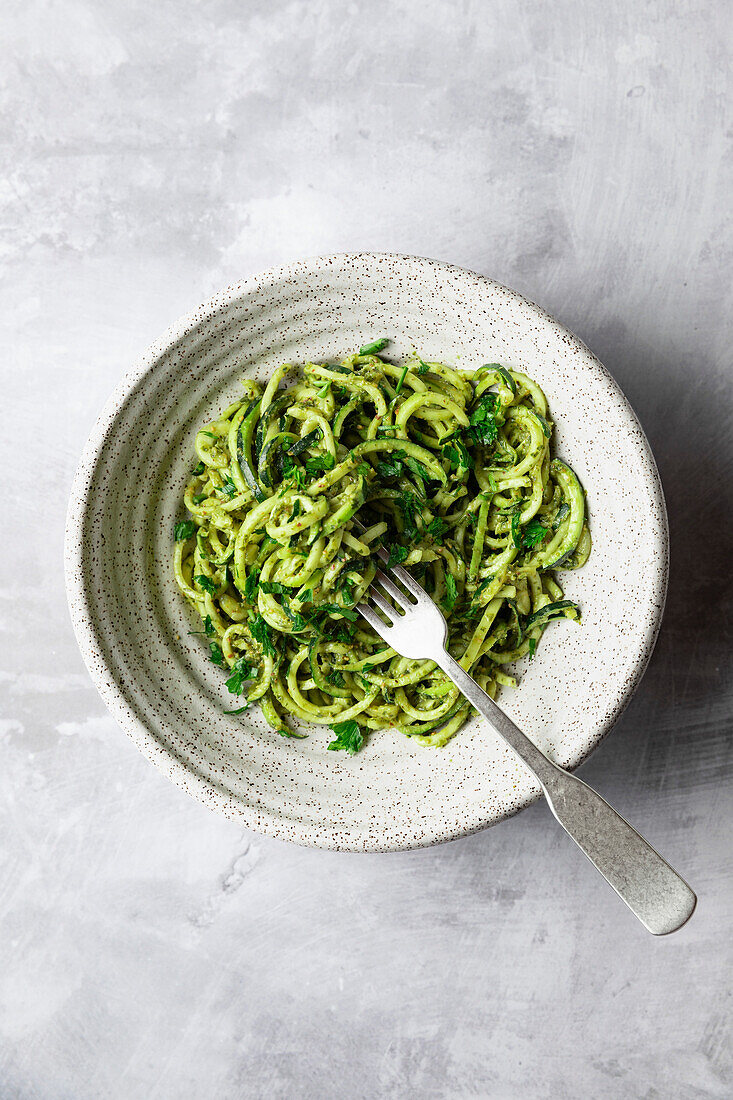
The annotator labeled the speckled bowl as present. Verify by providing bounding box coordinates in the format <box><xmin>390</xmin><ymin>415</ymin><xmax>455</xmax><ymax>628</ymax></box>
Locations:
<box><xmin>64</xmin><ymin>253</ymin><xmax>668</xmax><ymax>851</ymax></box>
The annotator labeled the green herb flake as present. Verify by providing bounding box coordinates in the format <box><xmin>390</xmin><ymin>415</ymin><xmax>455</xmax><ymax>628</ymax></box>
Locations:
<box><xmin>465</xmin><ymin>393</ymin><xmax>499</xmax><ymax>447</ymax></box>
<box><xmin>250</xmin><ymin>614</ymin><xmax>276</xmax><ymax>657</ymax></box>
<box><xmin>394</xmin><ymin>364</ymin><xmax>409</xmax><ymax>396</ymax></box>
<box><xmin>444</xmin><ymin>438</ymin><xmax>472</xmax><ymax>470</ymax></box>
<box><xmin>209</xmin><ymin>641</ymin><xmax>224</xmax><ymax>666</ymax></box>
<box><xmin>218</xmin><ymin>477</ymin><xmax>237</xmax><ymax>499</ymax></box>
<box><xmin>317</xmin><ymin>603</ymin><xmax>359</xmax><ymax>621</ymax></box>
<box><xmin>359</xmin><ymin>338</ymin><xmax>389</xmax><ymax>356</ymax></box>
<box><xmin>260</xmin><ymin>580</ymin><xmax>293</xmax><ymax>596</ymax></box>
<box><xmin>443</xmin><ymin>573</ymin><xmax>458</xmax><ymax>612</ymax></box>
<box><xmin>195</xmin><ymin>574</ymin><xmax>218</xmax><ymax>594</ymax></box>
<box><xmin>528</xmin><ymin>637</ymin><xmax>537</xmax><ymax>659</ymax></box>
<box><xmin>174</xmin><ymin>520</ymin><xmax>196</xmax><ymax>541</ymax></box>
<box><xmin>243</xmin><ymin>568</ymin><xmax>260</xmax><ymax>602</ymax></box>
<box><xmin>386</xmin><ymin>544</ymin><xmax>408</xmax><ymax>568</ymax></box>
<box><xmin>305</xmin><ymin>453</ymin><xmax>336</xmax><ymax>476</ymax></box>
<box><xmin>327</xmin><ymin>718</ymin><xmax>364</xmax><ymax>755</ymax></box>
<box><xmin>521</xmin><ymin>518</ymin><xmax>548</xmax><ymax>548</ymax></box>
<box><xmin>225</xmin><ymin>655</ymin><xmax>256</xmax><ymax>694</ymax></box>
<box><xmin>427</xmin><ymin>516</ymin><xmax>447</xmax><ymax>542</ymax></box>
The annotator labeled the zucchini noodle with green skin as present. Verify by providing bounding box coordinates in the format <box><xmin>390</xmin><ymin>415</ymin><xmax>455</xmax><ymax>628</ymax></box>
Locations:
<box><xmin>173</xmin><ymin>340</ymin><xmax>591</xmax><ymax>752</ymax></box>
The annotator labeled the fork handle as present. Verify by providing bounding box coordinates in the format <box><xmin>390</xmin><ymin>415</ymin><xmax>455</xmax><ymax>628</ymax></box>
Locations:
<box><xmin>437</xmin><ymin>654</ymin><xmax>697</xmax><ymax>935</ymax></box>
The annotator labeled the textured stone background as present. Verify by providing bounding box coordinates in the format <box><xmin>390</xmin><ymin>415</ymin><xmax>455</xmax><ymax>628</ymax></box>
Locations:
<box><xmin>1</xmin><ymin>1</ymin><xmax>731</xmax><ymax>1097</ymax></box>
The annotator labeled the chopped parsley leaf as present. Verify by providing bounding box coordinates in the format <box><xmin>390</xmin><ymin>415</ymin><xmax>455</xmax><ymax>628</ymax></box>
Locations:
<box><xmin>394</xmin><ymin>364</ymin><xmax>409</xmax><ymax>395</ymax></box>
<box><xmin>443</xmin><ymin>573</ymin><xmax>458</xmax><ymax>612</ymax></box>
<box><xmin>243</xmin><ymin>568</ymin><xmax>260</xmax><ymax>602</ymax></box>
<box><xmin>386</xmin><ymin>543</ymin><xmax>408</xmax><ymax>568</ymax></box>
<box><xmin>359</xmin><ymin>338</ymin><xmax>389</xmax><ymax>356</ymax></box>
<box><xmin>174</xmin><ymin>520</ymin><xmax>196</xmax><ymax>541</ymax></box>
<box><xmin>225</xmin><ymin>656</ymin><xmax>257</xmax><ymax>693</ymax></box>
<box><xmin>195</xmin><ymin>574</ymin><xmax>217</xmax><ymax>594</ymax></box>
<box><xmin>218</xmin><ymin>477</ymin><xmax>237</xmax><ymax>499</ymax></box>
<box><xmin>250</xmin><ymin>614</ymin><xmax>276</xmax><ymax>657</ymax></box>
<box><xmin>521</xmin><ymin>518</ymin><xmax>548</xmax><ymax>548</ymax></box>
<box><xmin>327</xmin><ymin>719</ymin><xmax>364</xmax><ymax>754</ymax></box>
<box><xmin>305</xmin><ymin>452</ymin><xmax>335</xmax><ymax>476</ymax></box>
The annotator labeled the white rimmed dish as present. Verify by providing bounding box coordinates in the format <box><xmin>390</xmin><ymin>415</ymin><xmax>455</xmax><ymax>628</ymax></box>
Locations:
<box><xmin>64</xmin><ymin>253</ymin><xmax>668</xmax><ymax>851</ymax></box>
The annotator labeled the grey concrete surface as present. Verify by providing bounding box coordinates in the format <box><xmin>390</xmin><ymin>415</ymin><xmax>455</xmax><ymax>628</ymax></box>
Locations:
<box><xmin>1</xmin><ymin>1</ymin><xmax>731</xmax><ymax>1097</ymax></box>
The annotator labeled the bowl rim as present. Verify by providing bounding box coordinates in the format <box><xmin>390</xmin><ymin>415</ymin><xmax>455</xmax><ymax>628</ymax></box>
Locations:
<box><xmin>64</xmin><ymin>251</ymin><xmax>669</xmax><ymax>850</ymax></box>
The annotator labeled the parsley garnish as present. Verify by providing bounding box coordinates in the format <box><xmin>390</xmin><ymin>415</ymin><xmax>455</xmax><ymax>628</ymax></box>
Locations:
<box><xmin>174</xmin><ymin>520</ymin><xmax>196</xmax><ymax>541</ymax></box>
<box><xmin>225</xmin><ymin>656</ymin><xmax>256</xmax><ymax>693</ymax></box>
<box><xmin>397</xmin><ymin>493</ymin><xmax>421</xmax><ymax>538</ymax></box>
<box><xmin>521</xmin><ymin>518</ymin><xmax>548</xmax><ymax>548</ymax></box>
<box><xmin>465</xmin><ymin>393</ymin><xmax>499</xmax><ymax>447</ymax></box>
<box><xmin>359</xmin><ymin>338</ymin><xmax>388</xmax><ymax>356</ymax></box>
<box><xmin>443</xmin><ymin>573</ymin><xmax>458</xmax><ymax>612</ymax></box>
<box><xmin>394</xmin><ymin>364</ymin><xmax>408</xmax><ymax>396</ymax></box>
<box><xmin>195</xmin><ymin>575</ymin><xmax>217</xmax><ymax>594</ymax></box>
<box><xmin>188</xmin><ymin>614</ymin><xmax>216</xmax><ymax>638</ymax></box>
<box><xmin>427</xmin><ymin>516</ymin><xmax>447</xmax><ymax>541</ymax></box>
<box><xmin>250</xmin><ymin>614</ymin><xmax>276</xmax><ymax>657</ymax></box>
<box><xmin>512</xmin><ymin>513</ymin><xmax>548</xmax><ymax>549</ymax></box>
<box><xmin>444</xmin><ymin>438</ymin><xmax>472</xmax><ymax>470</ymax></box>
<box><xmin>405</xmin><ymin>456</ymin><xmax>431</xmax><ymax>486</ymax></box>
<box><xmin>376</xmin><ymin>456</ymin><xmax>404</xmax><ymax>479</ymax></box>
<box><xmin>304</xmin><ymin>453</ymin><xmax>335</xmax><ymax>476</ymax></box>
<box><xmin>243</xmin><ymin>567</ymin><xmax>260</xmax><ymax>602</ymax></box>
<box><xmin>416</xmin><ymin>358</ymin><xmax>430</xmax><ymax>375</ymax></box>
<box><xmin>327</xmin><ymin>719</ymin><xmax>364</xmax><ymax>755</ymax></box>
<box><xmin>317</xmin><ymin>603</ymin><xmax>359</xmax><ymax>621</ymax></box>
<box><xmin>218</xmin><ymin>477</ymin><xmax>237</xmax><ymax>499</ymax></box>
<box><xmin>386</xmin><ymin>544</ymin><xmax>408</xmax><ymax>568</ymax></box>
<box><xmin>209</xmin><ymin>641</ymin><xmax>224</xmax><ymax>666</ymax></box>
<box><xmin>260</xmin><ymin>581</ymin><xmax>293</xmax><ymax>596</ymax></box>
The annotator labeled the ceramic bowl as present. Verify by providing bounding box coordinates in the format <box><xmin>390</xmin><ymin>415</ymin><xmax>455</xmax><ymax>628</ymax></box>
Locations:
<box><xmin>64</xmin><ymin>253</ymin><xmax>668</xmax><ymax>851</ymax></box>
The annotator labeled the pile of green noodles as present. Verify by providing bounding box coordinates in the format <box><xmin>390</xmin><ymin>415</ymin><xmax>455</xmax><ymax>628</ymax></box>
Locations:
<box><xmin>173</xmin><ymin>340</ymin><xmax>591</xmax><ymax>750</ymax></box>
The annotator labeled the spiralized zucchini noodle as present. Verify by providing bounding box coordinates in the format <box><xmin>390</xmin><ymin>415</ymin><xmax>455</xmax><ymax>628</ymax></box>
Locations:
<box><xmin>173</xmin><ymin>339</ymin><xmax>591</xmax><ymax>752</ymax></box>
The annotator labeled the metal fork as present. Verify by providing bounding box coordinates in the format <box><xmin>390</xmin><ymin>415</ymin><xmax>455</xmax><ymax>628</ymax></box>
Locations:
<box><xmin>357</xmin><ymin>557</ymin><xmax>696</xmax><ymax>935</ymax></box>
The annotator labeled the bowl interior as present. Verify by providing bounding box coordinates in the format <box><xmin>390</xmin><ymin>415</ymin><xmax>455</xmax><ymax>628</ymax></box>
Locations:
<box><xmin>66</xmin><ymin>254</ymin><xmax>667</xmax><ymax>850</ymax></box>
